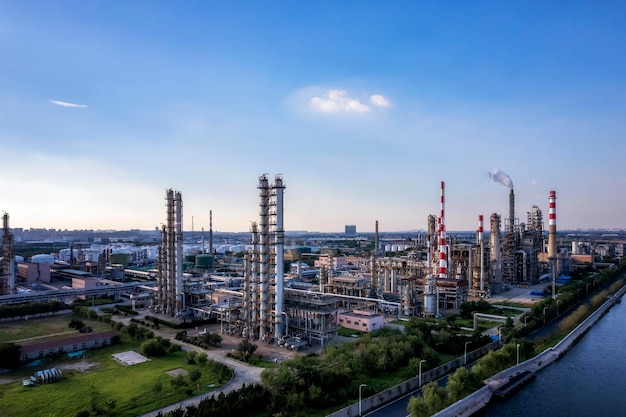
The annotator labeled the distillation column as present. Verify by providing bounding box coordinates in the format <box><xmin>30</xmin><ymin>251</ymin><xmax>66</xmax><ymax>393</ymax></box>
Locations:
<box><xmin>424</xmin><ymin>214</ymin><xmax>437</xmax><ymax>316</ymax></box>
<box><xmin>166</xmin><ymin>189</ymin><xmax>175</xmax><ymax>315</ymax></box>
<box><xmin>490</xmin><ymin>213</ymin><xmax>502</xmax><ymax>292</ymax></box>
<box><xmin>175</xmin><ymin>191</ymin><xmax>184</xmax><ymax>312</ymax></box>
<box><xmin>1</xmin><ymin>213</ymin><xmax>15</xmax><ymax>295</ymax></box>
<box><xmin>273</xmin><ymin>175</ymin><xmax>286</xmax><ymax>339</ymax></box>
<box><xmin>258</xmin><ymin>175</ymin><xmax>271</xmax><ymax>341</ymax></box>
<box><xmin>479</xmin><ymin>214</ymin><xmax>485</xmax><ymax>293</ymax></box>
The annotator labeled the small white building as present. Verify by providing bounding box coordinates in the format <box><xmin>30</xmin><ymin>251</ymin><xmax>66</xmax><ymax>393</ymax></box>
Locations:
<box><xmin>337</xmin><ymin>309</ymin><xmax>384</xmax><ymax>332</ymax></box>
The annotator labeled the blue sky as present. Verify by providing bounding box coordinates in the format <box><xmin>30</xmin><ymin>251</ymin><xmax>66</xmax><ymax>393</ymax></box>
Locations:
<box><xmin>1</xmin><ymin>1</ymin><xmax>625</xmax><ymax>232</ymax></box>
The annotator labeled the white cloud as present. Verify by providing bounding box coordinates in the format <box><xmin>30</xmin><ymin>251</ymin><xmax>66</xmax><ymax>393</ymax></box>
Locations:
<box><xmin>50</xmin><ymin>100</ymin><xmax>87</xmax><ymax>108</ymax></box>
<box><xmin>310</xmin><ymin>90</ymin><xmax>371</xmax><ymax>113</ymax></box>
<box><xmin>370</xmin><ymin>94</ymin><xmax>389</xmax><ymax>108</ymax></box>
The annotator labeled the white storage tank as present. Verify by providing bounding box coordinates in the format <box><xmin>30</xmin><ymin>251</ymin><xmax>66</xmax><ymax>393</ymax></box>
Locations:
<box><xmin>31</xmin><ymin>254</ymin><xmax>55</xmax><ymax>265</ymax></box>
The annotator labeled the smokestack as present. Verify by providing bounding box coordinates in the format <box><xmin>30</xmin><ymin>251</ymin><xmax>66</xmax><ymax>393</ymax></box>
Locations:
<box><xmin>548</xmin><ymin>191</ymin><xmax>557</xmax><ymax>259</ymax></box>
<box><xmin>509</xmin><ymin>189</ymin><xmax>515</xmax><ymax>233</ymax></box>
<box><xmin>209</xmin><ymin>210</ymin><xmax>213</xmax><ymax>256</ymax></box>
<box><xmin>438</xmin><ymin>181</ymin><xmax>448</xmax><ymax>279</ymax></box>
<box><xmin>375</xmin><ymin>220</ymin><xmax>379</xmax><ymax>256</ymax></box>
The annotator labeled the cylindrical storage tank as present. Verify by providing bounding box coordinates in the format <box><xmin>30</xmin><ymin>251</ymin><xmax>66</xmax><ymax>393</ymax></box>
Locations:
<box><xmin>185</xmin><ymin>254</ymin><xmax>197</xmax><ymax>264</ymax></box>
<box><xmin>31</xmin><ymin>254</ymin><xmax>55</xmax><ymax>265</ymax></box>
<box><xmin>195</xmin><ymin>254</ymin><xmax>214</xmax><ymax>269</ymax></box>
<box><xmin>424</xmin><ymin>293</ymin><xmax>437</xmax><ymax>316</ymax></box>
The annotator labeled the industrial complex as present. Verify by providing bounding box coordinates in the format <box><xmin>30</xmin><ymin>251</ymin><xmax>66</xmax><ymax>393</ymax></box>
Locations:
<box><xmin>1</xmin><ymin>174</ymin><xmax>626</xmax><ymax>349</ymax></box>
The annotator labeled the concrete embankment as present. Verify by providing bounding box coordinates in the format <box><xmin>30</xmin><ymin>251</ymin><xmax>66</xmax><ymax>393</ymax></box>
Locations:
<box><xmin>431</xmin><ymin>285</ymin><xmax>626</xmax><ymax>417</ymax></box>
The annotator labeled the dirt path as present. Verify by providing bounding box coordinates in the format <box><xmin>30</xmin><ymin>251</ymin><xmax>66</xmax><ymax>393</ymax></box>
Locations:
<box><xmin>10</xmin><ymin>330</ymin><xmax>77</xmax><ymax>344</ymax></box>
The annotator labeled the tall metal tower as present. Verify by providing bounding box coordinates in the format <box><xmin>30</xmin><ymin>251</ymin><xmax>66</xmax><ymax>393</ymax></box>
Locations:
<box><xmin>272</xmin><ymin>175</ymin><xmax>286</xmax><ymax>339</ymax></box>
<box><xmin>1</xmin><ymin>213</ymin><xmax>15</xmax><ymax>295</ymax></box>
<box><xmin>157</xmin><ymin>189</ymin><xmax>184</xmax><ymax>316</ymax></box>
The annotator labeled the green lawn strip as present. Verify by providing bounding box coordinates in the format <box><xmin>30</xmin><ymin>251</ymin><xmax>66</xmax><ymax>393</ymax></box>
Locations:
<box><xmin>337</xmin><ymin>328</ymin><xmax>363</xmax><ymax>337</ymax></box>
<box><xmin>494</xmin><ymin>301</ymin><xmax>533</xmax><ymax>309</ymax></box>
<box><xmin>0</xmin><ymin>313</ymin><xmax>110</xmax><ymax>344</ymax></box>
<box><xmin>0</xmin><ymin>342</ymin><xmax>230</xmax><ymax>417</ymax></box>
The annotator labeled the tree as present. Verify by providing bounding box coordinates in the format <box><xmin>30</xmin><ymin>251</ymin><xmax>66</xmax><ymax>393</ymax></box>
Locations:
<box><xmin>422</xmin><ymin>381</ymin><xmax>449</xmax><ymax>415</ymax></box>
<box><xmin>189</xmin><ymin>369</ymin><xmax>202</xmax><ymax>384</ymax></box>
<box><xmin>197</xmin><ymin>352</ymin><xmax>208</xmax><ymax>366</ymax></box>
<box><xmin>407</xmin><ymin>395</ymin><xmax>430</xmax><ymax>417</ymax></box>
<box><xmin>237</xmin><ymin>339</ymin><xmax>258</xmax><ymax>361</ymax></box>
<box><xmin>170</xmin><ymin>374</ymin><xmax>187</xmax><ymax>391</ymax></box>
<box><xmin>446</xmin><ymin>367</ymin><xmax>482</xmax><ymax>403</ymax></box>
<box><xmin>140</xmin><ymin>338</ymin><xmax>166</xmax><ymax>357</ymax></box>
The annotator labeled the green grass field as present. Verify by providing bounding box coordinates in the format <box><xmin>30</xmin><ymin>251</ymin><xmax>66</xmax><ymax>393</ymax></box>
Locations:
<box><xmin>0</xmin><ymin>340</ymin><xmax>231</xmax><ymax>417</ymax></box>
<box><xmin>0</xmin><ymin>313</ymin><xmax>110</xmax><ymax>344</ymax></box>
<box><xmin>0</xmin><ymin>314</ymin><xmax>232</xmax><ymax>417</ymax></box>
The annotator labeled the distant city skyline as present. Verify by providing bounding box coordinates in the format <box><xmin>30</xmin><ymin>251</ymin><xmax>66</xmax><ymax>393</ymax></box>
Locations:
<box><xmin>1</xmin><ymin>2</ymin><xmax>625</xmax><ymax>232</ymax></box>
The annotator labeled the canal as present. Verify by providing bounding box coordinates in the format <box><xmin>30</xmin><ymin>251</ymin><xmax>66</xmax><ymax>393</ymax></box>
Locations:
<box><xmin>475</xmin><ymin>298</ymin><xmax>626</xmax><ymax>417</ymax></box>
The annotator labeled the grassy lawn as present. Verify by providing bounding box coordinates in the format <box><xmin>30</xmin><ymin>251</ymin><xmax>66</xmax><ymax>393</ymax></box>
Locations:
<box><xmin>453</xmin><ymin>318</ymin><xmax>500</xmax><ymax>331</ymax></box>
<box><xmin>492</xmin><ymin>301</ymin><xmax>533</xmax><ymax>309</ymax></box>
<box><xmin>0</xmin><ymin>313</ymin><xmax>110</xmax><ymax>344</ymax></box>
<box><xmin>0</xmin><ymin>340</ymin><xmax>231</xmax><ymax>417</ymax></box>
<box><xmin>337</xmin><ymin>328</ymin><xmax>362</xmax><ymax>337</ymax></box>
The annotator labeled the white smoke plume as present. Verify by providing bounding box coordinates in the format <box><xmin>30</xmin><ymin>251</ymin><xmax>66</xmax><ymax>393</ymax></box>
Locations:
<box><xmin>489</xmin><ymin>169</ymin><xmax>514</xmax><ymax>189</ymax></box>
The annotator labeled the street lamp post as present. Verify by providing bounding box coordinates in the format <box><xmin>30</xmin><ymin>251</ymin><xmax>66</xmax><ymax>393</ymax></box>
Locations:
<box><xmin>464</xmin><ymin>342</ymin><xmax>471</xmax><ymax>365</ymax></box>
<box><xmin>359</xmin><ymin>384</ymin><xmax>367</xmax><ymax>417</ymax></box>
<box><xmin>516</xmin><ymin>343</ymin><xmax>520</xmax><ymax>365</ymax></box>
<box><xmin>524</xmin><ymin>315</ymin><xmax>530</xmax><ymax>326</ymax></box>
<box><xmin>419</xmin><ymin>360</ymin><xmax>427</xmax><ymax>387</ymax></box>
<box><xmin>498</xmin><ymin>326</ymin><xmax>503</xmax><ymax>346</ymax></box>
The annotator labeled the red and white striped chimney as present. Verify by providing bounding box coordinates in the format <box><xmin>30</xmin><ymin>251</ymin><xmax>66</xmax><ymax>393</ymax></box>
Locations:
<box><xmin>478</xmin><ymin>214</ymin><xmax>484</xmax><ymax>241</ymax></box>
<box><xmin>438</xmin><ymin>181</ymin><xmax>448</xmax><ymax>279</ymax></box>
<box><xmin>548</xmin><ymin>191</ymin><xmax>557</xmax><ymax>259</ymax></box>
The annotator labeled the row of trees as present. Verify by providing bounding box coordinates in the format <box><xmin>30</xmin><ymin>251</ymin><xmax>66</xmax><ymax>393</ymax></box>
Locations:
<box><xmin>514</xmin><ymin>258</ymin><xmax>626</xmax><ymax>338</ymax></box>
<box><xmin>0</xmin><ymin>300</ymin><xmax>66</xmax><ymax>319</ymax></box>
<box><xmin>157</xmin><ymin>383</ymin><xmax>269</xmax><ymax>417</ymax></box>
<box><xmin>175</xmin><ymin>330</ymin><xmax>223</xmax><ymax>349</ymax></box>
<box><xmin>258</xmin><ymin>324</ymin><xmax>491</xmax><ymax>416</ymax></box>
<box><xmin>408</xmin><ymin>339</ymin><xmax>533</xmax><ymax>417</ymax></box>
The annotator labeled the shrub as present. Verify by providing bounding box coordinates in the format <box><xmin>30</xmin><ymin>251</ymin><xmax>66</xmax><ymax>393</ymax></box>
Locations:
<box><xmin>140</xmin><ymin>338</ymin><xmax>166</xmax><ymax>357</ymax></box>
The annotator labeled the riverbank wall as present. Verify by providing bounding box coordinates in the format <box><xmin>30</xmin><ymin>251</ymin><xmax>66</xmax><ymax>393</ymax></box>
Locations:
<box><xmin>432</xmin><ymin>285</ymin><xmax>626</xmax><ymax>417</ymax></box>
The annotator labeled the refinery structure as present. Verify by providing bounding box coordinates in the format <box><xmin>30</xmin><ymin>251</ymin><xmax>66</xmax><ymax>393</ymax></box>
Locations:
<box><xmin>131</xmin><ymin>172</ymin><xmax>568</xmax><ymax>346</ymax></box>
<box><xmin>1</xmin><ymin>171</ymin><xmax>616</xmax><ymax>348</ymax></box>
